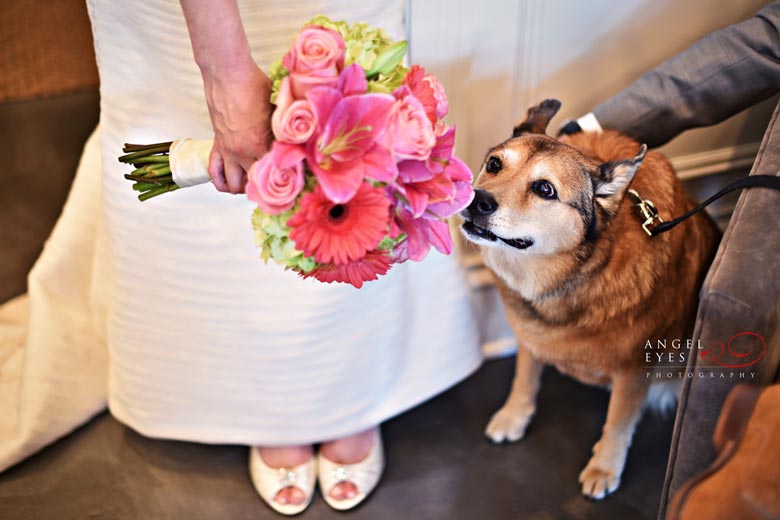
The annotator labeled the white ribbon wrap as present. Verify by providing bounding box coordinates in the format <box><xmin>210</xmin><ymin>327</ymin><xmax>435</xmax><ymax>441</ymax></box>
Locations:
<box><xmin>169</xmin><ymin>138</ymin><xmax>214</xmax><ymax>187</ymax></box>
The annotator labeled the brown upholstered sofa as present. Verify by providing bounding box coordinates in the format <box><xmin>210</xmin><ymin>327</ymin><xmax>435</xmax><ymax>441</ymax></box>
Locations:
<box><xmin>658</xmin><ymin>102</ymin><xmax>780</xmax><ymax>519</ymax></box>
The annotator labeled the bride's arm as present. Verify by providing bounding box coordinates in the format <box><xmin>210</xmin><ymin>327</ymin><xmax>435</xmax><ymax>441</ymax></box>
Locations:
<box><xmin>180</xmin><ymin>0</ymin><xmax>272</xmax><ymax>194</ymax></box>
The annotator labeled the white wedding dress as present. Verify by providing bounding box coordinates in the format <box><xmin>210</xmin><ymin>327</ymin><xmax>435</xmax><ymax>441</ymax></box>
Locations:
<box><xmin>0</xmin><ymin>0</ymin><xmax>481</xmax><ymax>470</ymax></box>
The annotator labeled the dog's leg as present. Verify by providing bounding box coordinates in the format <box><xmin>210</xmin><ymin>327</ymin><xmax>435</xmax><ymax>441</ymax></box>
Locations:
<box><xmin>579</xmin><ymin>373</ymin><xmax>649</xmax><ymax>500</ymax></box>
<box><xmin>485</xmin><ymin>346</ymin><xmax>544</xmax><ymax>443</ymax></box>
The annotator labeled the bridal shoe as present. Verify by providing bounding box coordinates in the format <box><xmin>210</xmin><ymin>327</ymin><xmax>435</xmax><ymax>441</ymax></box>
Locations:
<box><xmin>248</xmin><ymin>447</ymin><xmax>316</xmax><ymax>516</ymax></box>
<box><xmin>318</xmin><ymin>430</ymin><xmax>385</xmax><ymax>511</ymax></box>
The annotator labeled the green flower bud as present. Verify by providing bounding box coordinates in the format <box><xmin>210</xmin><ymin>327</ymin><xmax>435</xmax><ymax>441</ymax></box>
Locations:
<box><xmin>365</xmin><ymin>40</ymin><xmax>408</xmax><ymax>79</ymax></box>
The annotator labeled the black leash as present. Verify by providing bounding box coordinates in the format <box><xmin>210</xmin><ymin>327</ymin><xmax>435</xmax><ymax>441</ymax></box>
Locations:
<box><xmin>628</xmin><ymin>174</ymin><xmax>780</xmax><ymax>236</ymax></box>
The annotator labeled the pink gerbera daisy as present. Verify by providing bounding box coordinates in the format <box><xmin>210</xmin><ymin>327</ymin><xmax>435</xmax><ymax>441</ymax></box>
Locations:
<box><xmin>288</xmin><ymin>181</ymin><xmax>391</xmax><ymax>265</ymax></box>
<box><xmin>301</xmin><ymin>250</ymin><xmax>392</xmax><ymax>288</ymax></box>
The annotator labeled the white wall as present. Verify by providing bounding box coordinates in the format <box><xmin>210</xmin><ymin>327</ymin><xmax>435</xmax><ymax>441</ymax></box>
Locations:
<box><xmin>409</xmin><ymin>0</ymin><xmax>774</xmax><ymax>178</ymax></box>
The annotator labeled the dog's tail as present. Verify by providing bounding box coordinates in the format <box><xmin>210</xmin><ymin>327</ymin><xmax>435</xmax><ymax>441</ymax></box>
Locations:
<box><xmin>645</xmin><ymin>379</ymin><xmax>683</xmax><ymax>416</ymax></box>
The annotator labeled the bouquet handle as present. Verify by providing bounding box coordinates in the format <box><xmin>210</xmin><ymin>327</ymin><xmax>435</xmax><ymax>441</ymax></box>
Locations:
<box><xmin>169</xmin><ymin>138</ymin><xmax>213</xmax><ymax>187</ymax></box>
<box><xmin>119</xmin><ymin>139</ymin><xmax>213</xmax><ymax>200</ymax></box>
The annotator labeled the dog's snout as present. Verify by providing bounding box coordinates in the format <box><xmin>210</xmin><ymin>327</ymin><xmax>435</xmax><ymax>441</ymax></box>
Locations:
<box><xmin>468</xmin><ymin>189</ymin><xmax>499</xmax><ymax>217</ymax></box>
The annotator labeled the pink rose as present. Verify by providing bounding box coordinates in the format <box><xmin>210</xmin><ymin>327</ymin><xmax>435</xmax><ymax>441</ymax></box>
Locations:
<box><xmin>387</xmin><ymin>87</ymin><xmax>436</xmax><ymax>161</ymax></box>
<box><xmin>282</xmin><ymin>25</ymin><xmax>345</xmax><ymax>99</ymax></box>
<box><xmin>272</xmin><ymin>77</ymin><xmax>318</xmax><ymax>144</ymax></box>
<box><xmin>284</xmin><ymin>26</ymin><xmax>345</xmax><ymax>74</ymax></box>
<box><xmin>285</xmin><ymin>73</ymin><xmax>340</xmax><ymax>99</ymax></box>
<box><xmin>403</xmin><ymin>65</ymin><xmax>448</xmax><ymax>124</ymax></box>
<box><xmin>424</xmin><ymin>73</ymin><xmax>449</xmax><ymax>120</ymax></box>
<box><xmin>246</xmin><ymin>142</ymin><xmax>306</xmax><ymax>215</ymax></box>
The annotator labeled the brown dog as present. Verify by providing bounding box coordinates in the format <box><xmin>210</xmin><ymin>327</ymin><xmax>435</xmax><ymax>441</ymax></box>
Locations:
<box><xmin>460</xmin><ymin>99</ymin><xmax>720</xmax><ymax>499</ymax></box>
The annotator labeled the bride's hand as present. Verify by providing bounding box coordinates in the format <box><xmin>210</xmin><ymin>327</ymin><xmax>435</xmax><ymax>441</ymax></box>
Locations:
<box><xmin>201</xmin><ymin>59</ymin><xmax>273</xmax><ymax>194</ymax></box>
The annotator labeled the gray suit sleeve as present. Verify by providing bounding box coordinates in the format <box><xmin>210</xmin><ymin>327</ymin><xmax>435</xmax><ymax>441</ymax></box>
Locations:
<box><xmin>592</xmin><ymin>2</ymin><xmax>780</xmax><ymax>147</ymax></box>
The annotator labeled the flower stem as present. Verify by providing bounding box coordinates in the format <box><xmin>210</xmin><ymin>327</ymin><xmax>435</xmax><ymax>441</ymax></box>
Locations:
<box><xmin>132</xmin><ymin>181</ymin><xmax>157</xmax><ymax>191</ymax></box>
<box><xmin>130</xmin><ymin>164</ymin><xmax>168</xmax><ymax>176</ymax></box>
<box><xmin>124</xmin><ymin>173</ymin><xmax>173</xmax><ymax>185</ymax></box>
<box><xmin>119</xmin><ymin>142</ymin><xmax>178</xmax><ymax>202</ymax></box>
<box><xmin>138</xmin><ymin>183</ymin><xmax>180</xmax><ymax>201</ymax></box>
<box><xmin>145</xmin><ymin>165</ymin><xmax>171</xmax><ymax>177</ymax></box>
<box><xmin>118</xmin><ymin>144</ymin><xmax>172</xmax><ymax>163</ymax></box>
<box><xmin>128</xmin><ymin>156</ymin><xmax>170</xmax><ymax>165</ymax></box>
<box><xmin>122</xmin><ymin>142</ymin><xmax>173</xmax><ymax>153</ymax></box>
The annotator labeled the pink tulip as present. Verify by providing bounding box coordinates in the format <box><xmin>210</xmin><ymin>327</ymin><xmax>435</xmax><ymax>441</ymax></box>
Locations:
<box><xmin>392</xmin><ymin>206</ymin><xmax>453</xmax><ymax>262</ymax></box>
<box><xmin>398</xmin><ymin>158</ymin><xmax>434</xmax><ymax>184</ymax></box>
<box><xmin>393</xmin><ymin>156</ymin><xmax>473</xmax><ymax>219</ymax></box>
<box><xmin>394</xmin><ymin>160</ymin><xmax>438</xmax><ymax>217</ymax></box>
<box><xmin>426</xmin><ymin>124</ymin><xmax>455</xmax><ymax>174</ymax></box>
<box><xmin>426</xmin><ymin>156</ymin><xmax>475</xmax><ymax>217</ymax></box>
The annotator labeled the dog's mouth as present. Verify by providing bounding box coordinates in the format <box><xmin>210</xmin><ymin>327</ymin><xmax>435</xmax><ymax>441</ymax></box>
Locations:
<box><xmin>461</xmin><ymin>221</ymin><xmax>534</xmax><ymax>250</ymax></box>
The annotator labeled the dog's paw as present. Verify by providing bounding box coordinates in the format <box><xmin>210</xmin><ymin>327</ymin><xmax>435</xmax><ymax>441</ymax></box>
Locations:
<box><xmin>484</xmin><ymin>406</ymin><xmax>533</xmax><ymax>443</ymax></box>
<box><xmin>578</xmin><ymin>464</ymin><xmax>621</xmax><ymax>501</ymax></box>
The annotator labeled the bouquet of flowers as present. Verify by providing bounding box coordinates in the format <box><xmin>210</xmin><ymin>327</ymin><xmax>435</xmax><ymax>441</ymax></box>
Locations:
<box><xmin>118</xmin><ymin>16</ymin><xmax>474</xmax><ymax>288</ymax></box>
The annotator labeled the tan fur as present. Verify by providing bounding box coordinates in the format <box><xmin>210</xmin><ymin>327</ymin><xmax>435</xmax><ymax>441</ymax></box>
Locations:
<box><xmin>463</xmin><ymin>106</ymin><xmax>720</xmax><ymax>499</ymax></box>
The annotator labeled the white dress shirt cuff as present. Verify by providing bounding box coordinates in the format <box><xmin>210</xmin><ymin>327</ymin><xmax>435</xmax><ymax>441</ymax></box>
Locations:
<box><xmin>577</xmin><ymin>112</ymin><xmax>603</xmax><ymax>133</ymax></box>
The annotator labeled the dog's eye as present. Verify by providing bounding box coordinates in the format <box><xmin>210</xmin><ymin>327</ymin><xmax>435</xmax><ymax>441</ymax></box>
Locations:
<box><xmin>486</xmin><ymin>156</ymin><xmax>502</xmax><ymax>174</ymax></box>
<box><xmin>532</xmin><ymin>179</ymin><xmax>557</xmax><ymax>200</ymax></box>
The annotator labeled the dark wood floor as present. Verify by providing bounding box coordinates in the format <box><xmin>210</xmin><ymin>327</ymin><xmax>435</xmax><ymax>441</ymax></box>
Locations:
<box><xmin>0</xmin><ymin>357</ymin><xmax>675</xmax><ymax>520</ymax></box>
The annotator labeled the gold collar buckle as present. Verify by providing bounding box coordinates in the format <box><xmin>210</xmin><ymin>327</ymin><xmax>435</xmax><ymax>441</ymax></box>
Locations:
<box><xmin>627</xmin><ymin>189</ymin><xmax>664</xmax><ymax>236</ymax></box>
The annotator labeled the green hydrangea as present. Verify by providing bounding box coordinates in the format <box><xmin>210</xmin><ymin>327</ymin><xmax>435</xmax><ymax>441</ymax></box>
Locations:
<box><xmin>251</xmin><ymin>208</ymin><xmax>317</xmax><ymax>273</ymax></box>
<box><xmin>378</xmin><ymin>236</ymin><xmax>399</xmax><ymax>251</ymax></box>
<box><xmin>368</xmin><ymin>64</ymin><xmax>409</xmax><ymax>93</ymax></box>
<box><xmin>267</xmin><ymin>59</ymin><xmax>289</xmax><ymax>105</ymax></box>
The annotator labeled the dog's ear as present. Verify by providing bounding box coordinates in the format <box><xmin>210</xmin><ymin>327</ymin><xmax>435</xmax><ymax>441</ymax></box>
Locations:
<box><xmin>594</xmin><ymin>144</ymin><xmax>648</xmax><ymax>214</ymax></box>
<box><xmin>512</xmin><ymin>99</ymin><xmax>562</xmax><ymax>137</ymax></box>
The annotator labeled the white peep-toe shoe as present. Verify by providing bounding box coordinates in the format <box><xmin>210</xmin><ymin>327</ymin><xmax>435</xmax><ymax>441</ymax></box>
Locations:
<box><xmin>318</xmin><ymin>431</ymin><xmax>385</xmax><ymax>511</ymax></box>
<box><xmin>248</xmin><ymin>447</ymin><xmax>316</xmax><ymax>516</ymax></box>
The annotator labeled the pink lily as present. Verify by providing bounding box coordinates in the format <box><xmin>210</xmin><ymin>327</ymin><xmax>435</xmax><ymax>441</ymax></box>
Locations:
<box><xmin>305</xmin><ymin>84</ymin><xmax>397</xmax><ymax>203</ymax></box>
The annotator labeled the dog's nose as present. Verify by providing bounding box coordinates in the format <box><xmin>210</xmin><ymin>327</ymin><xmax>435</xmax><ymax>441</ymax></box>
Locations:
<box><xmin>468</xmin><ymin>189</ymin><xmax>499</xmax><ymax>217</ymax></box>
